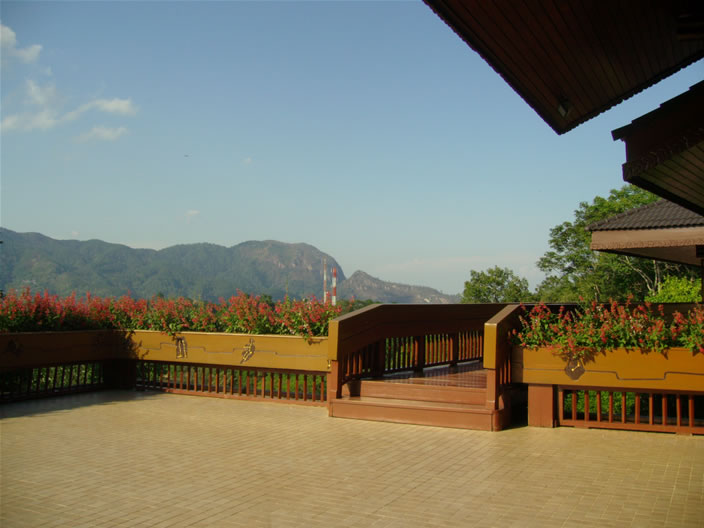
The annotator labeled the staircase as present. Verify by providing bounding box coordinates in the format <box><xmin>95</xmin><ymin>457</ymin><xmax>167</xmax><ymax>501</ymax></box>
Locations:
<box><xmin>329</xmin><ymin>363</ymin><xmax>500</xmax><ymax>431</ymax></box>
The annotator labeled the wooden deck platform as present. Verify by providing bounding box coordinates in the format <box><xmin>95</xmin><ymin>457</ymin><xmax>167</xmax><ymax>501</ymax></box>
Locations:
<box><xmin>330</xmin><ymin>361</ymin><xmax>501</xmax><ymax>430</ymax></box>
<box><xmin>378</xmin><ymin>360</ymin><xmax>487</xmax><ymax>388</ymax></box>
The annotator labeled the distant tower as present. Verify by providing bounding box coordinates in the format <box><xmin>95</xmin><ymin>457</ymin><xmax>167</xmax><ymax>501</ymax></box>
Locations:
<box><xmin>332</xmin><ymin>267</ymin><xmax>337</xmax><ymax>306</ymax></box>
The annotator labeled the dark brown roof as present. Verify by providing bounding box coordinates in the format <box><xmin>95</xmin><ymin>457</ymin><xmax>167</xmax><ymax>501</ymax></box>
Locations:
<box><xmin>612</xmin><ymin>81</ymin><xmax>704</xmax><ymax>141</ymax></box>
<box><xmin>588</xmin><ymin>199</ymin><xmax>704</xmax><ymax>231</ymax></box>
<box><xmin>610</xmin><ymin>81</ymin><xmax>704</xmax><ymax>216</ymax></box>
<box><xmin>423</xmin><ymin>0</ymin><xmax>704</xmax><ymax>135</ymax></box>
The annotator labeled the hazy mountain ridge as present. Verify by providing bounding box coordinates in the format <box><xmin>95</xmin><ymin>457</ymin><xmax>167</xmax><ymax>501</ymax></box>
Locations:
<box><xmin>0</xmin><ymin>228</ymin><xmax>456</xmax><ymax>303</ymax></box>
<box><xmin>339</xmin><ymin>271</ymin><xmax>459</xmax><ymax>304</ymax></box>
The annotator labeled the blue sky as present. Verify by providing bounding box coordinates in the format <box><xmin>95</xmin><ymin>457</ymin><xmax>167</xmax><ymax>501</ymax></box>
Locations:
<box><xmin>1</xmin><ymin>1</ymin><xmax>702</xmax><ymax>295</ymax></box>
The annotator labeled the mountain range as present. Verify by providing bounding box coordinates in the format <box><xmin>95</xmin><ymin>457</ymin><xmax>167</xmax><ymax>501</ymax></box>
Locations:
<box><xmin>0</xmin><ymin>228</ymin><xmax>459</xmax><ymax>304</ymax></box>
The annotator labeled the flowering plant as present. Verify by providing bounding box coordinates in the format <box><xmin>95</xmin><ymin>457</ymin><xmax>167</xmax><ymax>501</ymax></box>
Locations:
<box><xmin>513</xmin><ymin>298</ymin><xmax>704</xmax><ymax>359</ymax></box>
<box><xmin>0</xmin><ymin>289</ymin><xmax>343</xmax><ymax>341</ymax></box>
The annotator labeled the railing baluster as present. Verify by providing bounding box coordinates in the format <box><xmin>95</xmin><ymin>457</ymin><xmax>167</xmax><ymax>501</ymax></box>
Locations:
<box><xmin>596</xmin><ymin>391</ymin><xmax>602</xmax><ymax>422</ymax></box>
<box><xmin>621</xmin><ymin>392</ymin><xmax>626</xmax><ymax>423</ymax></box>
<box><xmin>42</xmin><ymin>367</ymin><xmax>50</xmax><ymax>393</ymax></box>
<box><xmin>649</xmin><ymin>393</ymin><xmax>654</xmax><ymax>425</ymax></box>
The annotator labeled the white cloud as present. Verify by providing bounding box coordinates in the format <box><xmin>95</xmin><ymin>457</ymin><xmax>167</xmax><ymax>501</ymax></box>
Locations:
<box><xmin>71</xmin><ymin>231</ymin><xmax>80</xmax><ymax>238</ymax></box>
<box><xmin>1</xmin><ymin>23</ymin><xmax>41</xmax><ymax>63</ymax></box>
<box><xmin>26</xmin><ymin>109</ymin><xmax>59</xmax><ymax>130</ymax></box>
<box><xmin>75</xmin><ymin>126</ymin><xmax>127</xmax><ymax>142</ymax></box>
<box><xmin>64</xmin><ymin>98</ymin><xmax>137</xmax><ymax>122</ymax></box>
<box><xmin>90</xmin><ymin>98</ymin><xmax>137</xmax><ymax>115</ymax></box>
<box><xmin>26</xmin><ymin>79</ymin><xmax>56</xmax><ymax>105</ymax></box>
<box><xmin>1</xmin><ymin>109</ymin><xmax>58</xmax><ymax>132</ymax></box>
<box><xmin>242</xmin><ymin>157</ymin><xmax>253</xmax><ymax>165</ymax></box>
<box><xmin>0</xmin><ymin>114</ymin><xmax>20</xmax><ymax>131</ymax></box>
<box><xmin>0</xmin><ymin>26</ymin><xmax>135</xmax><ymax>136</ymax></box>
<box><xmin>2</xmin><ymin>81</ymin><xmax>137</xmax><ymax>134</ymax></box>
<box><xmin>0</xmin><ymin>23</ymin><xmax>15</xmax><ymax>48</ymax></box>
<box><xmin>14</xmin><ymin>43</ymin><xmax>41</xmax><ymax>63</ymax></box>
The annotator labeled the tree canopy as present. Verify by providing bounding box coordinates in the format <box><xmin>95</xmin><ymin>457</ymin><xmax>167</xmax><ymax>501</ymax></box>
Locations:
<box><xmin>461</xmin><ymin>266</ymin><xmax>534</xmax><ymax>303</ymax></box>
<box><xmin>535</xmin><ymin>185</ymin><xmax>698</xmax><ymax>302</ymax></box>
<box><xmin>460</xmin><ymin>184</ymin><xmax>700</xmax><ymax>303</ymax></box>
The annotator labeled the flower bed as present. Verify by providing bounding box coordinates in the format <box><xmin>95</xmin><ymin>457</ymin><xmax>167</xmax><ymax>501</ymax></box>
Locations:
<box><xmin>0</xmin><ymin>289</ymin><xmax>342</xmax><ymax>341</ymax></box>
<box><xmin>513</xmin><ymin>299</ymin><xmax>704</xmax><ymax>360</ymax></box>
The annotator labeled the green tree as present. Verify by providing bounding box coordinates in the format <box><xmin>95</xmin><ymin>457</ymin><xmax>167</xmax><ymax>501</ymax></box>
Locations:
<box><xmin>337</xmin><ymin>298</ymin><xmax>377</xmax><ymax>315</ymax></box>
<box><xmin>645</xmin><ymin>276</ymin><xmax>702</xmax><ymax>303</ymax></box>
<box><xmin>461</xmin><ymin>266</ymin><xmax>534</xmax><ymax>303</ymax></box>
<box><xmin>536</xmin><ymin>184</ymin><xmax>698</xmax><ymax>302</ymax></box>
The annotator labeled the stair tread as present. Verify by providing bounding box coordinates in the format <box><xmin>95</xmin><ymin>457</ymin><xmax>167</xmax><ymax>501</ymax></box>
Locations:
<box><xmin>335</xmin><ymin>396</ymin><xmax>492</xmax><ymax>413</ymax></box>
<box><xmin>361</xmin><ymin>379</ymin><xmax>485</xmax><ymax>391</ymax></box>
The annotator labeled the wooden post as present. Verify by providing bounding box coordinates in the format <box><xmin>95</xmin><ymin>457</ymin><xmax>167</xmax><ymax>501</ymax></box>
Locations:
<box><xmin>528</xmin><ymin>384</ymin><xmax>556</xmax><ymax>427</ymax></box>
<box><xmin>327</xmin><ymin>361</ymin><xmax>340</xmax><ymax>412</ymax></box>
<box><xmin>485</xmin><ymin>369</ymin><xmax>497</xmax><ymax>410</ymax></box>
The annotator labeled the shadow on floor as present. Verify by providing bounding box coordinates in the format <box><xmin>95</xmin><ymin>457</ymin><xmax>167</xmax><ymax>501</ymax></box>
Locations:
<box><xmin>0</xmin><ymin>389</ymin><xmax>161</xmax><ymax>419</ymax></box>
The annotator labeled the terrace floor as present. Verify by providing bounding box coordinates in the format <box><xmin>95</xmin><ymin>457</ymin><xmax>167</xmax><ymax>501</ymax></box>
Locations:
<box><xmin>2</xmin><ymin>391</ymin><xmax>703</xmax><ymax>528</ymax></box>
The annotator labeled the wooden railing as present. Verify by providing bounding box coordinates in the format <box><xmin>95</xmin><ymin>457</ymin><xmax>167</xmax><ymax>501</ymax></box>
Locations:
<box><xmin>135</xmin><ymin>360</ymin><xmax>327</xmax><ymax>405</ymax></box>
<box><xmin>0</xmin><ymin>330</ymin><xmax>328</xmax><ymax>406</ymax></box>
<box><xmin>557</xmin><ymin>387</ymin><xmax>704</xmax><ymax>434</ymax></box>
<box><xmin>1</xmin><ymin>361</ymin><xmax>107</xmax><ymax>402</ymax></box>
<box><xmin>513</xmin><ymin>302</ymin><xmax>704</xmax><ymax>434</ymax></box>
<box><xmin>327</xmin><ymin>304</ymin><xmax>509</xmax><ymax>403</ymax></box>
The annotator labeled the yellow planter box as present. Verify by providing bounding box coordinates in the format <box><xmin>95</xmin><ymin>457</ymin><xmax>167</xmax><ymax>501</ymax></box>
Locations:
<box><xmin>1</xmin><ymin>331</ymin><xmax>331</xmax><ymax>373</ymax></box>
<box><xmin>130</xmin><ymin>330</ymin><xmax>330</xmax><ymax>372</ymax></box>
<box><xmin>512</xmin><ymin>346</ymin><xmax>704</xmax><ymax>392</ymax></box>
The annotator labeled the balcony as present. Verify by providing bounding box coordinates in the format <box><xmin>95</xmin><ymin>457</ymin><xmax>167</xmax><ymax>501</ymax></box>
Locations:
<box><xmin>2</xmin><ymin>302</ymin><xmax>703</xmax><ymax>434</ymax></box>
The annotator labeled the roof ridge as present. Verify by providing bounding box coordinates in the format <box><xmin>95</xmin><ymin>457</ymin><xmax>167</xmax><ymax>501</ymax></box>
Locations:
<box><xmin>588</xmin><ymin>199</ymin><xmax>704</xmax><ymax>231</ymax></box>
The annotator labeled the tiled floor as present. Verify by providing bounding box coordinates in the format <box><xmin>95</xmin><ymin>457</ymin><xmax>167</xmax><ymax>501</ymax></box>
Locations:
<box><xmin>2</xmin><ymin>391</ymin><xmax>703</xmax><ymax>527</ymax></box>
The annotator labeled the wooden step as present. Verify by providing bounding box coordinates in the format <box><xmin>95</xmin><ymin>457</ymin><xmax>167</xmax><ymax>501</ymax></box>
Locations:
<box><xmin>330</xmin><ymin>396</ymin><xmax>496</xmax><ymax>431</ymax></box>
<box><xmin>343</xmin><ymin>379</ymin><xmax>486</xmax><ymax>405</ymax></box>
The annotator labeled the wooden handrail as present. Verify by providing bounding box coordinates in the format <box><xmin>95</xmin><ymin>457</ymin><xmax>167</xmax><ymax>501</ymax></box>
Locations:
<box><xmin>328</xmin><ymin>304</ymin><xmax>509</xmax><ymax>402</ymax></box>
